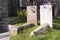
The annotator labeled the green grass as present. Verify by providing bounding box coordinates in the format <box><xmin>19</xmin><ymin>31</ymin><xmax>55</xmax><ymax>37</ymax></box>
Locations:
<box><xmin>14</xmin><ymin>23</ymin><xmax>26</xmax><ymax>26</ymax></box>
<box><xmin>17</xmin><ymin>10</ymin><xmax>26</xmax><ymax>23</ymax></box>
<box><xmin>10</xmin><ymin>17</ymin><xmax>60</xmax><ymax>40</ymax></box>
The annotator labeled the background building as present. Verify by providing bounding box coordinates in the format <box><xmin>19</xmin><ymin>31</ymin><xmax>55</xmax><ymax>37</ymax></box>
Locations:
<box><xmin>0</xmin><ymin>0</ymin><xmax>19</xmax><ymax>33</ymax></box>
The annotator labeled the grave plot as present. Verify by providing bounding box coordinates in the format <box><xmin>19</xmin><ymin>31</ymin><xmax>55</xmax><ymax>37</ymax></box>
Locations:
<box><xmin>30</xmin><ymin>5</ymin><xmax>53</xmax><ymax>36</ymax></box>
<box><xmin>8</xmin><ymin>23</ymin><xmax>35</xmax><ymax>36</ymax></box>
<box><xmin>27</xmin><ymin>6</ymin><xmax>37</xmax><ymax>25</ymax></box>
<box><xmin>10</xmin><ymin>17</ymin><xmax>60</xmax><ymax>40</ymax></box>
<box><xmin>10</xmin><ymin>5</ymin><xmax>53</xmax><ymax>37</ymax></box>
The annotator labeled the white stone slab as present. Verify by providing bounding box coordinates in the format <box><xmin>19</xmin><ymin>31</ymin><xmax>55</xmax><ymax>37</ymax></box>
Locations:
<box><xmin>40</xmin><ymin>5</ymin><xmax>52</xmax><ymax>28</ymax></box>
<box><xmin>27</xmin><ymin>6</ymin><xmax>37</xmax><ymax>25</ymax></box>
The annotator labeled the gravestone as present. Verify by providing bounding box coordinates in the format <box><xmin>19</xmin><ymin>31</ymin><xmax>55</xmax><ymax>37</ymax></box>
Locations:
<box><xmin>40</xmin><ymin>5</ymin><xmax>52</xmax><ymax>28</ymax></box>
<box><xmin>27</xmin><ymin>6</ymin><xmax>37</xmax><ymax>25</ymax></box>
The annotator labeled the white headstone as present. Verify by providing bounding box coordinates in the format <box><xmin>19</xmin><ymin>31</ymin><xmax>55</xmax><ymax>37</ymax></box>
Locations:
<box><xmin>27</xmin><ymin>6</ymin><xmax>37</xmax><ymax>25</ymax></box>
<box><xmin>40</xmin><ymin>5</ymin><xmax>52</xmax><ymax>28</ymax></box>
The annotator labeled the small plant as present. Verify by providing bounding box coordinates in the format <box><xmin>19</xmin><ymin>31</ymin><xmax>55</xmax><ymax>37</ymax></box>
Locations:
<box><xmin>17</xmin><ymin>9</ymin><xmax>27</xmax><ymax>23</ymax></box>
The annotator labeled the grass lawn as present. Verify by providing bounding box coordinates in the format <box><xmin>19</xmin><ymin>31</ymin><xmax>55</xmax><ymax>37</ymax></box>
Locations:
<box><xmin>10</xmin><ymin>17</ymin><xmax>60</xmax><ymax>40</ymax></box>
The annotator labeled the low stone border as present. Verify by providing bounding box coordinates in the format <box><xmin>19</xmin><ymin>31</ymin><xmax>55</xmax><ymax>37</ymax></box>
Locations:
<box><xmin>8</xmin><ymin>25</ymin><xmax>18</xmax><ymax>36</ymax></box>
<box><xmin>30</xmin><ymin>23</ymin><xmax>51</xmax><ymax>37</ymax></box>
<box><xmin>8</xmin><ymin>23</ymin><xmax>34</xmax><ymax>36</ymax></box>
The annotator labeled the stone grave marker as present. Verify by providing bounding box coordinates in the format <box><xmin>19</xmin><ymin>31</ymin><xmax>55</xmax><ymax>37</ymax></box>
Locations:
<box><xmin>27</xmin><ymin>6</ymin><xmax>37</xmax><ymax>25</ymax></box>
<box><xmin>8</xmin><ymin>25</ymin><xmax>18</xmax><ymax>36</ymax></box>
<box><xmin>40</xmin><ymin>5</ymin><xmax>52</xmax><ymax>28</ymax></box>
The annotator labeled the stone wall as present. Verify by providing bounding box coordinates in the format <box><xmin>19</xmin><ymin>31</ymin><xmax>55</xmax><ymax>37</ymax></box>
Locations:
<box><xmin>22</xmin><ymin>0</ymin><xmax>30</xmax><ymax>7</ymax></box>
<box><xmin>0</xmin><ymin>0</ymin><xmax>19</xmax><ymax>17</ymax></box>
<box><xmin>8</xmin><ymin>0</ymin><xmax>19</xmax><ymax>17</ymax></box>
<box><xmin>0</xmin><ymin>0</ymin><xmax>19</xmax><ymax>33</ymax></box>
<box><xmin>0</xmin><ymin>0</ymin><xmax>8</xmax><ymax>18</ymax></box>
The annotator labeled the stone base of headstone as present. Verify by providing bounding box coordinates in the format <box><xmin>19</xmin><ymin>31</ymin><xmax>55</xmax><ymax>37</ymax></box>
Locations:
<box><xmin>8</xmin><ymin>25</ymin><xmax>18</xmax><ymax>36</ymax></box>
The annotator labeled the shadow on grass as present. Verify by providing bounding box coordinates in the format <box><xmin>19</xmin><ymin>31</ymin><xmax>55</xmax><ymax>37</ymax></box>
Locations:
<box><xmin>53</xmin><ymin>17</ymin><xmax>60</xmax><ymax>24</ymax></box>
<box><xmin>53</xmin><ymin>24</ymin><xmax>60</xmax><ymax>30</ymax></box>
<box><xmin>53</xmin><ymin>17</ymin><xmax>60</xmax><ymax>30</ymax></box>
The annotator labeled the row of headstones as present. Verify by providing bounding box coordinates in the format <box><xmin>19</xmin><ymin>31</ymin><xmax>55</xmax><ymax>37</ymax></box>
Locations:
<box><xmin>27</xmin><ymin>5</ymin><xmax>53</xmax><ymax>36</ymax></box>
<box><xmin>27</xmin><ymin>4</ymin><xmax>52</xmax><ymax>28</ymax></box>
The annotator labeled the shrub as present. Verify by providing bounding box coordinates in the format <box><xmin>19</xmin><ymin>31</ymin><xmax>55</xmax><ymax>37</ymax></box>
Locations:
<box><xmin>17</xmin><ymin>9</ymin><xmax>27</xmax><ymax>23</ymax></box>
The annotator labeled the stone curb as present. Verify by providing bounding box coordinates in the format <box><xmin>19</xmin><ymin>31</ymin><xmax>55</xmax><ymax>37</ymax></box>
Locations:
<box><xmin>0</xmin><ymin>32</ymin><xmax>9</xmax><ymax>37</ymax></box>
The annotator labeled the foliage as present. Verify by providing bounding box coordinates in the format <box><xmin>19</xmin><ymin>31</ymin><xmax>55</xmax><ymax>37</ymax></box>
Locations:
<box><xmin>17</xmin><ymin>9</ymin><xmax>27</xmax><ymax>23</ymax></box>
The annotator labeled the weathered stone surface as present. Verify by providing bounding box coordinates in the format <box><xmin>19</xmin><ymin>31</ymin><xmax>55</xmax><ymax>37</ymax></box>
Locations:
<box><xmin>30</xmin><ymin>23</ymin><xmax>50</xmax><ymax>37</ymax></box>
<box><xmin>9</xmin><ymin>23</ymin><xmax>33</xmax><ymax>35</ymax></box>
<box><xmin>27</xmin><ymin>6</ymin><xmax>37</xmax><ymax>25</ymax></box>
<box><xmin>40</xmin><ymin>5</ymin><xmax>52</xmax><ymax>28</ymax></box>
<box><xmin>17</xmin><ymin>23</ymin><xmax>34</xmax><ymax>33</ymax></box>
<box><xmin>8</xmin><ymin>25</ymin><xmax>18</xmax><ymax>36</ymax></box>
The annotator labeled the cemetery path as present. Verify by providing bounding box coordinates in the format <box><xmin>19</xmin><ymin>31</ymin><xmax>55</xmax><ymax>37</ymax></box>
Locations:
<box><xmin>0</xmin><ymin>37</ymin><xmax>9</xmax><ymax>40</ymax></box>
<box><xmin>0</xmin><ymin>32</ymin><xmax>9</xmax><ymax>40</ymax></box>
